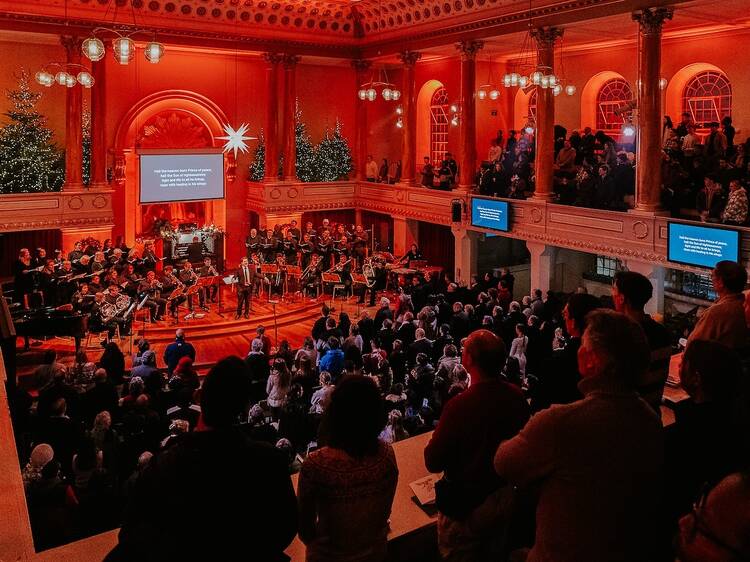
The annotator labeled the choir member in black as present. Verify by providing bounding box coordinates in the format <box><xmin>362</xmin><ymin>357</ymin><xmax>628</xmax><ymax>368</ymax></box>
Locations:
<box><xmin>399</xmin><ymin>243</ymin><xmax>423</xmax><ymax>265</ymax></box>
<box><xmin>301</xmin><ymin>253</ymin><xmax>323</xmax><ymax>297</ymax></box>
<box><xmin>334</xmin><ymin>253</ymin><xmax>353</xmax><ymax>296</ymax></box>
<box><xmin>282</xmin><ymin>231</ymin><xmax>298</xmax><ymax>265</ymax></box>
<box><xmin>261</xmin><ymin>228</ymin><xmax>279</xmax><ymax>263</ymax></box>
<box><xmin>317</xmin><ymin>231</ymin><xmax>333</xmax><ymax>268</ymax></box>
<box><xmin>304</xmin><ymin>221</ymin><xmax>317</xmax><ymax>240</ymax></box>
<box><xmin>118</xmin><ymin>263</ymin><xmax>141</xmax><ymax>298</ymax></box>
<box><xmin>141</xmin><ymin>240</ymin><xmax>159</xmax><ymax>273</ymax></box>
<box><xmin>88</xmin><ymin>274</ymin><xmax>103</xmax><ymax>295</ymax></box>
<box><xmin>102</xmin><ymin>268</ymin><xmax>120</xmax><ymax>290</ymax></box>
<box><xmin>54</xmin><ymin>260</ymin><xmax>77</xmax><ymax>305</ymax></box>
<box><xmin>178</xmin><ymin>261</ymin><xmax>205</xmax><ymax>311</ymax></box>
<box><xmin>351</xmin><ymin>225</ymin><xmax>369</xmax><ymax>266</ymax></box>
<box><xmin>288</xmin><ymin>219</ymin><xmax>301</xmax><ymax>241</ymax></box>
<box><xmin>90</xmin><ymin>251</ymin><xmax>107</xmax><ymax>274</ymax></box>
<box><xmin>198</xmin><ymin>257</ymin><xmax>219</xmax><ymax>303</ymax></box>
<box><xmin>137</xmin><ymin>270</ymin><xmax>166</xmax><ymax>321</ymax></box>
<box><xmin>245</xmin><ymin>228</ymin><xmax>262</xmax><ymax>259</ymax></box>
<box><xmin>299</xmin><ymin>233</ymin><xmax>315</xmax><ymax>268</ymax></box>
<box><xmin>161</xmin><ymin>265</ymin><xmax>186</xmax><ymax>318</ymax></box>
<box><xmin>235</xmin><ymin>257</ymin><xmax>255</xmax><ymax>319</ymax></box>
<box><xmin>13</xmin><ymin>248</ymin><xmax>36</xmax><ymax>307</ymax></box>
<box><xmin>319</xmin><ymin>218</ymin><xmax>331</xmax><ymax>235</ymax></box>
<box><xmin>71</xmin><ymin>283</ymin><xmax>95</xmax><ymax>314</ymax></box>
<box><xmin>333</xmin><ymin>233</ymin><xmax>350</xmax><ymax>262</ymax></box>
<box><xmin>109</xmin><ymin>248</ymin><xmax>125</xmax><ymax>272</ymax></box>
<box><xmin>272</xmin><ymin>224</ymin><xmax>284</xmax><ymax>242</ymax></box>
<box><xmin>52</xmin><ymin>249</ymin><xmax>64</xmax><ymax>269</ymax></box>
<box><xmin>103</xmin><ymin>284</ymin><xmax>133</xmax><ymax>336</ymax></box>
<box><xmin>38</xmin><ymin>259</ymin><xmax>57</xmax><ymax>307</ymax></box>
<box><xmin>77</xmin><ymin>254</ymin><xmax>93</xmax><ymax>273</ymax></box>
<box><xmin>32</xmin><ymin>247</ymin><xmax>48</xmax><ymax>268</ymax></box>
<box><xmin>335</xmin><ymin>223</ymin><xmax>350</xmax><ymax>242</ymax></box>
<box><xmin>271</xmin><ymin>254</ymin><xmax>287</xmax><ymax>297</ymax></box>
<box><xmin>102</xmin><ymin>238</ymin><xmax>113</xmax><ymax>259</ymax></box>
<box><xmin>68</xmin><ymin>241</ymin><xmax>84</xmax><ymax>264</ymax></box>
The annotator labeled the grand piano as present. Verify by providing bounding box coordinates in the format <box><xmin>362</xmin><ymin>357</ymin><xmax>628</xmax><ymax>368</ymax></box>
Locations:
<box><xmin>12</xmin><ymin>306</ymin><xmax>88</xmax><ymax>352</ymax></box>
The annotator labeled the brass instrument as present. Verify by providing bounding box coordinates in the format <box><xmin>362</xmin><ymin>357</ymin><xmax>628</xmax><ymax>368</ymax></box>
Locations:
<box><xmin>334</xmin><ymin>258</ymin><xmax>353</xmax><ymax>272</ymax></box>
<box><xmin>101</xmin><ymin>294</ymin><xmax>131</xmax><ymax>323</ymax></box>
<box><xmin>362</xmin><ymin>261</ymin><xmax>376</xmax><ymax>288</ymax></box>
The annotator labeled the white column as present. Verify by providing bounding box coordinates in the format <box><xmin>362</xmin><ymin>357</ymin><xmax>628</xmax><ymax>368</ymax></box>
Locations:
<box><xmin>625</xmin><ymin>259</ymin><xmax>665</xmax><ymax>316</ymax></box>
<box><xmin>452</xmin><ymin>226</ymin><xmax>479</xmax><ymax>284</ymax></box>
<box><xmin>393</xmin><ymin>216</ymin><xmax>418</xmax><ymax>257</ymax></box>
<box><xmin>526</xmin><ymin>241</ymin><xmax>557</xmax><ymax>295</ymax></box>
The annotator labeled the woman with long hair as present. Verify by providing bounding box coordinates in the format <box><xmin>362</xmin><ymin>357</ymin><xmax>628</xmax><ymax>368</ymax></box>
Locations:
<box><xmin>266</xmin><ymin>358</ymin><xmax>292</xmax><ymax>418</ymax></box>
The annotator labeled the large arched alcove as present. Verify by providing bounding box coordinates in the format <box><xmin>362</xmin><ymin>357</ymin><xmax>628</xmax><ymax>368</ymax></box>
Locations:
<box><xmin>580</xmin><ymin>71</ymin><xmax>632</xmax><ymax>131</ymax></box>
<box><xmin>114</xmin><ymin>90</ymin><xmax>231</xmax><ymax>244</ymax></box>
<box><xmin>665</xmin><ymin>62</ymin><xmax>730</xmax><ymax>127</ymax></box>
<box><xmin>416</xmin><ymin>79</ymin><xmax>445</xmax><ymax>165</ymax></box>
<box><xmin>513</xmin><ymin>88</ymin><xmax>535</xmax><ymax>132</ymax></box>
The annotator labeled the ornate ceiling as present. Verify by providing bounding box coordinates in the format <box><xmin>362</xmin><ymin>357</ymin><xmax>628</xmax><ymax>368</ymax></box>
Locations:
<box><xmin>0</xmin><ymin>0</ymin><xmax>687</xmax><ymax>56</ymax></box>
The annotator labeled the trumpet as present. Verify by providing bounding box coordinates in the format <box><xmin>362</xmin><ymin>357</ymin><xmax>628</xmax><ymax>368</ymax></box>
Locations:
<box><xmin>333</xmin><ymin>258</ymin><xmax>353</xmax><ymax>272</ymax></box>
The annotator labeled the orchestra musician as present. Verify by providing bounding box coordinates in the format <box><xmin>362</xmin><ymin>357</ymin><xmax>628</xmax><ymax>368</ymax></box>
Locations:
<box><xmin>118</xmin><ymin>263</ymin><xmax>141</xmax><ymax>298</ymax></box>
<box><xmin>141</xmin><ymin>240</ymin><xmax>159</xmax><ymax>273</ymax></box>
<box><xmin>103</xmin><ymin>284</ymin><xmax>133</xmax><ymax>336</ymax></box>
<box><xmin>186</xmin><ymin>236</ymin><xmax>206</xmax><ymax>264</ymax></box>
<box><xmin>357</xmin><ymin>256</ymin><xmax>386</xmax><ymax>307</ymax></box>
<box><xmin>89</xmin><ymin>292</ymin><xmax>118</xmax><ymax>343</ymax></box>
<box><xmin>351</xmin><ymin>225</ymin><xmax>369</xmax><ymax>266</ymax></box>
<box><xmin>399</xmin><ymin>243</ymin><xmax>424</xmax><ymax>265</ymax></box>
<box><xmin>161</xmin><ymin>265</ymin><xmax>186</xmax><ymax>318</ymax></box>
<box><xmin>235</xmin><ymin>257</ymin><xmax>255</xmax><ymax>319</ymax></box>
<box><xmin>272</xmin><ymin>254</ymin><xmax>287</xmax><ymax>297</ymax></box>
<box><xmin>199</xmin><ymin>257</ymin><xmax>219</xmax><ymax>303</ymax></box>
<box><xmin>245</xmin><ymin>228</ymin><xmax>262</xmax><ymax>259</ymax></box>
<box><xmin>178</xmin><ymin>261</ymin><xmax>206</xmax><ymax>312</ymax></box>
<box><xmin>88</xmin><ymin>274</ymin><xmax>103</xmax><ymax>294</ymax></box>
<box><xmin>282</xmin><ymin>231</ymin><xmax>298</xmax><ymax>265</ymax></box>
<box><xmin>334</xmin><ymin>253</ymin><xmax>353</xmax><ymax>297</ymax></box>
<box><xmin>137</xmin><ymin>270</ymin><xmax>166</xmax><ymax>321</ymax></box>
<box><xmin>301</xmin><ymin>253</ymin><xmax>323</xmax><ymax>298</ymax></box>
<box><xmin>71</xmin><ymin>283</ymin><xmax>95</xmax><ymax>314</ymax></box>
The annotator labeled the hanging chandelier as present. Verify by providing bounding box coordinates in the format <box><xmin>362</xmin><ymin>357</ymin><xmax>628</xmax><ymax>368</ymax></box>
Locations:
<box><xmin>501</xmin><ymin>0</ymin><xmax>576</xmax><ymax>97</ymax></box>
<box><xmin>357</xmin><ymin>67</ymin><xmax>401</xmax><ymax>102</ymax></box>
<box><xmin>476</xmin><ymin>56</ymin><xmax>501</xmax><ymax>101</ymax></box>
<box><xmin>35</xmin><ymin>63</ymin><xmax>94</xmax><ymax>88</ymax></box>
<box><xmin>82</xmin><ymin>29</ymin><xmax>164</xmax><ymax>65</ymax></box>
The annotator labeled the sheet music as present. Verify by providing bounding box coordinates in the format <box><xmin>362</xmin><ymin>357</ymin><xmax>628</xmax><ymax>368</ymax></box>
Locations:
<box><xmin>409</xmin><ymin>473</ymin><xmax>440</xmax><ymax>506</ymax></box>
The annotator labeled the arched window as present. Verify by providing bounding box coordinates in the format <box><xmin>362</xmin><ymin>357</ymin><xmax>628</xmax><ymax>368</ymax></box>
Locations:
<box><xmin>528</xmin><ymin>90</ymin><xmax>537</xmax><ymax>121</ymax></box>
<box><xmin>596</xmin><ymin>79</ymin><xmax>633</xmax><ymax>131</ymax></box>
<box><xmin>682</xmin><ymin>71</ymin><xmax>732</xmax><ymax>128</ymax></box>
<box><xmin>430</xmin><ymin>87</ymin><xmax>450</xmax><ymax>165</ymax></box>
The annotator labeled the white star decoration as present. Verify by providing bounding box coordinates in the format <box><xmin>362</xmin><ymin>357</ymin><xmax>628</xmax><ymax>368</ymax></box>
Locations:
<box><xmin>216</xmin><ymin>123</ymin><xmax>256</xmax><ymax>158</ymax></box>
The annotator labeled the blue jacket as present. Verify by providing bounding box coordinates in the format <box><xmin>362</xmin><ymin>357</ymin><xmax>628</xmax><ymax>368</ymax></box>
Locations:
<box><xmin>163</xmin><ymin>338</ymin><xmax>196</xmax><ymax>374</ymax></box>
<box><xmin>319</xmin><ymin>348</ymin><xmax>345</xmax><ymax>378</ymax></box>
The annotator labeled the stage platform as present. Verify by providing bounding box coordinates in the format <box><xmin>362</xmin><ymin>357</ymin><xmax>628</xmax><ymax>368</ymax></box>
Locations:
<box><xmin>15</xmin><ymin>291</ymin><xmax>380</xmax><ymax>385</ymax></box>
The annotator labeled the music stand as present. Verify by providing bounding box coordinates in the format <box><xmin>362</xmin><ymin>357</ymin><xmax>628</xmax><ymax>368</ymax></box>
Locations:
<box><xmin>123</xmin><ymin>300</ymin><xmax>138</xmax><ymax>355</ymax></box>
<box><xmin>166</xmin><ymin>287</ymin><xmax>184</xmax><ymax>326</ymax></box>
<box><xmin>184</xmin><ymin>284</ymin><xmax>202</xmax><ymax>320</ymax></box>
<box><xmin>197</xmin><ymin>277</ymin><xmax>213</xmax><ymax>313</ymax></box>
<box><xmin>136</xmin><ymin>294</ymin><xmax>149</xmax><ymax>334</ymax></box>
<box><xmin>285</xmin><ymin>265</ymin><xmax>302</xmax><ymax>303</ymax></box>
<box><xmin>268</xmin><ymin>299</ymin><xmax>279</xmax><ymax>347</ymax></box>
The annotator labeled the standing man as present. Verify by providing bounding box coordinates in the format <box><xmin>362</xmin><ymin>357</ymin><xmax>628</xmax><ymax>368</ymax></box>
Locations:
<box><xmin>365</xmin><ymin>154</ymin><xmax>379</xmax><ymax>182</ymax></box>
<box><xmin>425</xmin><ymin>330</ymin><xmax>530</xmax><ymax>560</ymax></box>
<box><xmin>163</xmin><ymin>329</ymin><xmax>196</xmax><ymax>376</ymax></box>
<box><xmin>235</xmin><ymin>257</ymin><xmax>255</xmax><ymax>320</ymax></box>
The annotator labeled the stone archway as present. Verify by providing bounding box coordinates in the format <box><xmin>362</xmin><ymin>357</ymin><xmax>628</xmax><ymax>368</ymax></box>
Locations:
<box><xmin>113</xmin><ymin>90</ymin><xmax>231</xmax><ymax>244</ymax></box>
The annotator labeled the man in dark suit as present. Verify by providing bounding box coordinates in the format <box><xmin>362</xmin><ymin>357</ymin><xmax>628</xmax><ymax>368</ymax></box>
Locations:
<box><xmin>408</xmin><ymin>327</ymin><xmax>433</xmax><ymax>367</ymax></box>
<box><xmin>235</xmin><ymin>257</ymin><xmax>255</xmax><ymax>319</ymax></box>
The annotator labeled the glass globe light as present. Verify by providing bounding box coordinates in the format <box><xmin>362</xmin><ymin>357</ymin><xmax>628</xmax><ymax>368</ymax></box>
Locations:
<box><xmin>396</xmin><ymin>117</ymin><xmax>403</xmax><ymax>129</ymax></box>
<box><xmin>489</xmin><ymin>89</ymin><xmax>500</xmax><ymax>100</ymax></box>
<box><xmin>565</xmin><ymin>84</ymin><xmax>577</xmax><ymax>96</ymax></box>
<box><xmin>35</xmin><ymin>70</ymin><xmax>54</xmax><ymax>87</ymax></box>
<box><xmin>82</xmin><ymin>37</ymin><xmax>105</xmax><ymax>62</ymax></box>
<box><xmin>76</xmin><ymin>71</ymin><xmax>95</xmax><ymax>88</ymax></box>
<box><xmin>518</xmin><ymin>75</ymin><xmax>528</xmax><ymax>88</ymax></box>
<box><xmin>358</xmin><ymin>89</ymin><xmax>367</xmax><ymax>100</ymax></box>
<box><xmin>450</xmin><ymin>103</ymin><xmax>459</xmax><ymax>114</ymax></box>
<box><xmin>659</xmin><ymin>77</ymin><xmax>668</xmax><ymax>90</ymax></box>
<box><xmin>477</xmin><ymin>89</ymin><xmax>487</xmax><ymax>100</ymax></box>
<box><xmin>391</xmin><ymin>89</ymin><xmax>401</xmax><ymax>100</ymax></box>
<box><xmin>531</xmin><ymin>70</ymin><xmax>543</xmax><ymax>85</ymax></box>
<box><xmin>502</xmin><ymin>74</ymin><xmax>512</xmax><ymax>87</ymax></box>
<box><xmin>145</xmin><ymin>41</ymin><xmax>164</xmax><ymax>64</ymax></box>
<box><xmin>382</xmin><ymin>88</ymin><xmax>392</xmax><ymax>101</ymax></box>
<box><xmin>65</xmin><ymin>74</ymin><xmax>77</xmax><ymax>88</ymax></box>
<box><xmin>366</xmin><ymin>88</ymin><xmax>377</xmax><ymax>101</ymax></box>
<box><xmin>621</xmin><ymin>122</ymin><xmax>636</xmax><ymax>137</ymax></box>
<box><xmin>450</xmin><ymin>115</ymin><xmax>459</xmax><ymax>127</ymax></box>
<box><xmin>553</xmin><ymin>84</ymin><xmax>562</xmax><ymax>96</ymax></box>
<box><xmin>548</xmin><ymin>75</ymin><xmax>558</xmax><ymax>87</ymax></box>
<box><xmin>113</xmin><ymin>36</ymin><xmax>135</xmax><ymax>65</ymax></box>
<box><xmin>510</xmin><ymin>72</ymin><xmax>519</xmax><ymax>87</ymax></box>
<box><xmin>55</xmin><ymin>71</ymin><xmax>69</xmax><ymax>86</ymax></box>
<box><xmin>395</xmin><ymin>105</ymin><xmax>403</xmax><ymax>115</ymax></box>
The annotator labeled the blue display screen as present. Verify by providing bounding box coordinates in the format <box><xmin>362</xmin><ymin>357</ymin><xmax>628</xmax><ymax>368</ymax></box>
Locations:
<box><xmin>471</xmin><ymin>198</ymin><xmax>509</xmax><ymax>232</ymax></box>
<box><xmin>667</xmin><ymin>222</ymin><xmax>740</xmax><ymax>269</ymax></box>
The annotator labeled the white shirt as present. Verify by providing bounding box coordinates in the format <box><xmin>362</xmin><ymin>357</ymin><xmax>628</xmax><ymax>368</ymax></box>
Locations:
<box><xmin>366</xmin><ymin>160</ymin><xmax>379</xmax><ymax>179</ymax></box>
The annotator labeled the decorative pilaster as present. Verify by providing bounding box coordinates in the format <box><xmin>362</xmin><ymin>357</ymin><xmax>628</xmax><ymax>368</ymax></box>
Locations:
<box><xmin>452</xmin><ymin>226</ymin><xmax>479</xmax><ymax>284</ymax></box>
<box><xmin>90</xmin><ymin>45</ymin><xmax>107</xmax><ymax>189</ymax></box>
<box><xmin>456</xmin><ymin>40</ymin><xmax>483</xmax><ymax>190</ymax></box>
<box><xmin>62</xmin><ymin>36</ymin><xmax>83</xmax><ymax>190</ymax></box>
<box><xmin>281</xmin><ymin>54</ymin><xmax>301</xmax><ymax>182</ymax></box>
<box><xmin>352</xmin><ymin>59</ymin><xmax>372</xmax><ymax>182</ymax></box>
<box><xmin>531</xmin><ymin>27</ymin><xmax>562</xmax><ymax>201</ymax></box>
<box><xmin>263</xmin><ymin>53</ymin><xmax>283</xmax><ymax>182</ymax></box>
<box><xmin>526</xmin><ymin>241</ymin><xmax>557</xmax><ymax>294</ymax></box>
<box><xmin>398</xmin><ymin>51</ymin><xmax>421</xmax><ymax>186</ymax></box>
<box><xmin>633</xmin><ymin>7</ymin><xmax>673</xmax><ymax>212</ymax></box>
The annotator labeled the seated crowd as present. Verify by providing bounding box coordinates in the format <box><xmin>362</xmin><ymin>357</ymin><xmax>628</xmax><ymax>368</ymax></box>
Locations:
<box><xmin>9</xmin><ymin>261</ymin><xmax>750</xmax><ymax>561</ymax></box>
<box><xmin>476</xmin><ymin>116</ymin><xmax>750</xmax><ymax>225</ymax></box>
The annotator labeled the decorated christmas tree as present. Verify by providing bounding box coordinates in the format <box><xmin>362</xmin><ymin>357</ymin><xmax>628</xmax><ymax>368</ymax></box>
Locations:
<box><xmin>0</xmin><ymin>70</ymin><xmax>64</xmax><ymax>193</ymax></box>
<box><xmin>249</xmin><ymin>130</ymin><xmax>265</xmax><ymax>181</ymax></box>
<box><xmin>295</xmin><ymin>101</ymin><xmax>317</xmax><ymax>182</ymax></box>
<box><xmin>82</xmin><ymin>104</ymin><xmax>91</xmax><ymax>186</ymax></box>
<box><xmin>315</xmin><ymin>119</ymin><xmax>353</xmax><ymax>181</ymax></box>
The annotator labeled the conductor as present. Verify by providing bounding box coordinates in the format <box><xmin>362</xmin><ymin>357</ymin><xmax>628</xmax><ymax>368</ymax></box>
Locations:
<box><xmin>235</xmin><ymin>257</ymin><xmax>255</xmax><ymax>320</ymax></box>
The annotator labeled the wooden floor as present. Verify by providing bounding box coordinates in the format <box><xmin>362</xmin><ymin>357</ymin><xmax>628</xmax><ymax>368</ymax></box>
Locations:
<box><xmin>16</xmin><ymin>291</ymin><xmax>381</xmax><ymax>382</ymax></box>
